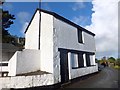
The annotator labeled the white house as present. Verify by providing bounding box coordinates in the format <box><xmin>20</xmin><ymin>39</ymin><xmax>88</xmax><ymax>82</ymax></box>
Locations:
<box><xmin>5</xmin><ymin>8</ymin><xmax>98</xmax><ymax>86</ymax></box>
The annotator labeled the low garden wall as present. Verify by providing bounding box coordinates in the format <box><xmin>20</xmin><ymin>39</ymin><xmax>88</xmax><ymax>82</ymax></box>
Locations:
<box><xmin>0</xmin><ymin>74</ymin><xmax>54</xmax><ymax>89</ymax></box>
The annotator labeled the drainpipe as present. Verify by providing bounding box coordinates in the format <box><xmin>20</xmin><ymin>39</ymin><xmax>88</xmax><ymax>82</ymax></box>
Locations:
<box><xmin>38</xmin><ymin>0</ymin><xmax>41</xmax><ymax>50</ymax></box>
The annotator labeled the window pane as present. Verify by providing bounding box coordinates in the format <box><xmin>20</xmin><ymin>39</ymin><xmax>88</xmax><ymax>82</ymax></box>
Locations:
<box><xmin>71</xmin><ymin>53</ymin><xmax>78</xmax><ymax>68</ymax></box>
<box><xmin>78</xmin><ymin>29</ymin><xmax>83</xmax><ymax>43</ymax></box>
<box><xmin>78</xmin><ymin>53</ymin><xmax>84</xmax><ymax>67</ymax></box>
<box><xmin>86</xmin><ymin>54</ymin><xmax>91</xmax><ymax>66</ymax></box>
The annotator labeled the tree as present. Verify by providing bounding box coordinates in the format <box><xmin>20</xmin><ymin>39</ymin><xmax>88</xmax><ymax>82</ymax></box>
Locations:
<box><xmin>1</xmin><ymin>2</ymin><xmax>16</xmax><ymax>43</ymax></box>
<box><xmin>2</xmin><ymin>10</ymin><xmax>15</xmax><ymax>29</ymax></box>
<box><xmin>1</xmin><ymin>2</ymin><xmax>25</xmax><ymax>48</ymax></box>
<box><xmin>108</xmin><ymin>57</ymin><xmax>116</xmax><ymax>63</ymax></box>
<box><xmin>95</xmin><ymin>58</ymin><xmax>98</xmax><ymax>63</ymax></box>
<box><xmin>116</xmin><ymin>58</ymin><xmax>120</xmax><ymax>66</ymax></box>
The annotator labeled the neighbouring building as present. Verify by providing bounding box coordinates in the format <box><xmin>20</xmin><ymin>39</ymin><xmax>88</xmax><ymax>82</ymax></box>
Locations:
<box><xmin>0</xmin><ymin>9</ymin><xmax>98</xmax><ymax>89</ymax></box>
<box><xmin>0</xmin><ymin>43</ymin><xmax>22</xmax><ymax>77</ymax></box>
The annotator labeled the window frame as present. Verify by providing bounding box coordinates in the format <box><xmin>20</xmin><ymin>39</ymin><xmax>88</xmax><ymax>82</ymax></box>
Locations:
<box><xmin>78</xmin><ymin>52</ymin><xmax>84</xmax><ymax>68</ymax></box>
<box><xmin>86</xmin><ymin>54</ymin><xmax>91</xmax><ymax>66</ymax></box>
<box><xmin>77</xmin><ymin>29</ymin><xmax>83</xmax><ymax>43</ymax></box>
<box><xmin>71</xmin><ymin>53</ymin><xmax>79</xmax><ymax>69</ymax></box>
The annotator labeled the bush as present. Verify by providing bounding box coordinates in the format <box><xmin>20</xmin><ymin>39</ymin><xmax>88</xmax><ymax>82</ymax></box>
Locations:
<box><xmin>116</xmin><ymin>59</ymin><xmax>120</xmax><ymax>66</ymax></box>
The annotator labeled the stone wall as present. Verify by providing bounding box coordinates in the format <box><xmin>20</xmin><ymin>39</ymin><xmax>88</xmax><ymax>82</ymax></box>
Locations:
<box><xmin>0</xmin><ymin>74</ymin><xmax>54</xmax><ymax>89</ymax></box>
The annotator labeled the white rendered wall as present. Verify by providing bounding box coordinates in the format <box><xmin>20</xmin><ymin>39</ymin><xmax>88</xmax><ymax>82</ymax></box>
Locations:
<box><xmin>53</xmin><ymin>27</ymin><xmax>61</xmax><ymax>83</ymax></box>
<box><xmin>0</xmin><ymin>61</ymin><xmax>8</xmax><ymax>72</ymax></box>
<box><xmin>0</xmin><ymin>74</ymin><xmax>54</xmax><ymax>89</ymax></box>
<box><xmin>25</xmin><ymin>11</ymin><xmax>40</xmax><ymax>50</ymax></box>
<box><xmin>54</xmin><ymin>18</ymin><xmax>96</xmax><ymax>52</ymax></box>
<box><xmin>83</xmin><ymin>32</ymin><xmax>96</xmax><ymax>52</ymax></box>
<box><xmin>8</xmin><ymin>50</ymin><xmax>40</xmax><ymax>76</ymax></box>
<box><xmin>40</xmin><ymin>12</ymin><xmax>54</xmax><ymax>73</ymax></box>
<box><xmin>53</xmin><ymin>17</ymin><xmax>97</xmax><ymax>82</ymax></box>
<box><xmin>70</xmin><ymin>64</ymin><xmax>98</xmax><ymax>79</ymax></box>
<box><xmin>8</xmin><ymin>52</ymin><xmax>17</xmax><ymax>76</ymax></box>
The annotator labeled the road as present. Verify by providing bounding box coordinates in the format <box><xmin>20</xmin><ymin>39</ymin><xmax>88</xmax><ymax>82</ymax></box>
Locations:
<box><xmin>60</xmin><ymin>67</ymin><xmax>119</xmax><ymax>88</ymax></box>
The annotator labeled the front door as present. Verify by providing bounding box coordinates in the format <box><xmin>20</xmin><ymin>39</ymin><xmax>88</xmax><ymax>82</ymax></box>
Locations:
<box><xmin>59</xmin><ymin>49</ymin><xmax>69</xmax><ymax>84</ymax></box>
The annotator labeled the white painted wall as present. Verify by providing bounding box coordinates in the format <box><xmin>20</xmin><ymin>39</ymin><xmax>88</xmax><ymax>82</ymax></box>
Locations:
<box><xmin>16</xmin><ymin>49</ymin><xmax>40</xmax><ymax>74</ymax></box>
<box><xmin>54</xmin><ymin>18</ymin><xmax>96</xmax><ymax>52</ymax></box>
<box><xmin>25</xmin><ymin>10</ymin><xmax>40</xmax><ymax>50</ymax></box>
<box><xmin>53</xmin><ymin>28</ymin><xmax>61</xmax><ymax>84</ymax></box>
<box><xmin>83</xmin><ymin>32</ymin><xmax>96</xmax><ymax>52</ymax></box>
<box><xmin>70</xmin><ymin>64</ymin><xmax>98</xmax><ymax>79</ymax></box>
<box><xmin>8</xmin><ymin>10</ymin><xmax>54</xmax><ymax>76</ymax></box>
<box><xmin>0</xmin><ymin>61</ymin><xmax>9</xmax><ymax>72</ymax></box>
<box><xmin>0</xmin><ymin>74</ymin><xmax>54</xmax><ymax>89</ymax></box>
<box><xmin>53</xmin><ymin>17</ymin><xmax>97</xmax><ymax>82</ymax></box>
<box><xmin>40</xmin><ymin>12</ymin><xmax>54</xmax><ymax>73</ymax></box>
<box><xmin>8</xmin><ymin>50</ymin><xmax>40</xmax><ymax>76</ymax></box>
<box><xmin>8</xmin><ymin>52</ymin><xmax>17</xmax><ymax>76</ymax></box>
<box><xmin>1</xmin><ymin>66</ymin><xmax>8</xmax><ymax>72</ymax></box>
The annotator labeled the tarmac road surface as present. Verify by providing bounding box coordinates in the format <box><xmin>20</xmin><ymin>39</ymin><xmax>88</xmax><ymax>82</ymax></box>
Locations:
<box><xmin>60</xmin><ymin>67</ymin><xmax>119</xmax><ymax>88</ymax></box>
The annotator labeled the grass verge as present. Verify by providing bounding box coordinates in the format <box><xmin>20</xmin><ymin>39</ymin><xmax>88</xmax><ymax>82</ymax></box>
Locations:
<box><xmin>114</xmin><ymin>65</ymin><xmax>120</xmax><ymax>69</ymax></box>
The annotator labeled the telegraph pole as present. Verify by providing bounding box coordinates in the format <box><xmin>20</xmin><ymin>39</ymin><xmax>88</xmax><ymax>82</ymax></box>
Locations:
<box><xmin>38</xmin><ymin>0</ymin><xmax>41</xmax><ymax>50</ymax></box>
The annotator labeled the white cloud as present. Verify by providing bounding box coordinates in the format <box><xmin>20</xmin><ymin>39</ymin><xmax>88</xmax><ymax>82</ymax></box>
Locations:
<box><xmin>85</xmin><ymin>0</ymin><xmax>119</xmax><ymax>59</ymax></box>
<box><xmin>17</xmin><ymin>11</ymin><xmax>30</xmax><ymax>35</ymax></box>
<box><xmin>72</xmin><ymin>16</ymin><xmax>90</xmax><ymax>27</ymax></box>
<box><xmin>72</xmin><ymin>2</ymin><xmax>85</xmax><ymax>11</ymax></box>
<box><xmin>21</xmin><ymin>22</ymin><xmax>29</xmax><ymax>35</ymax></box>
<box><xmin>17</xmin><ymin>11</ymin><xmax>30</xmax><ymax>24</ymax></box>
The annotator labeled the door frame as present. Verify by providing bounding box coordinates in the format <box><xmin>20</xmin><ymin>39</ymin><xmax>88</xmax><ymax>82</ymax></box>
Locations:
<box><xmin>59</xmin><ymin>48</ymin><xmax>69</xmax><ymax>84</ymax></box>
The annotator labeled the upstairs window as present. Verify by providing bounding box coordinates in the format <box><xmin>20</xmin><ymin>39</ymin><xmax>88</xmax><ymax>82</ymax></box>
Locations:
<box><xmin>77</xmin><ymin>29</ymin><xmax>83</xmax><ymax>43</ymax></box>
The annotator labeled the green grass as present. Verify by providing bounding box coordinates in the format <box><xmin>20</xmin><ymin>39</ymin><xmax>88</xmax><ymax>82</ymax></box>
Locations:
<box><xmin>114</xmin><ymin>65</ymin><xmax>120</xmax><ymax>69</ymax></box>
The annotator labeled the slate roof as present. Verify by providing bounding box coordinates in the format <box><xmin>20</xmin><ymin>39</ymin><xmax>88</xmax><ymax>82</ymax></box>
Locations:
<box><xmin>0</xmin><ymin>43</ymin><xmax>22</xmax><ymax>52</ymax></box>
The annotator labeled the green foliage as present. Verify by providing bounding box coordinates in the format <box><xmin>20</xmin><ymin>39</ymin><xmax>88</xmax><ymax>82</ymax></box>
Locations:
<box><xmin>114</xmin><ymin>65</ymin><xmax>120</xmax><ymax>69</ymax></box>
<box><xmin>2</xmin><ymin>10</ymin><xmax>16</xmax><ymax>43</ymax></box>
<box><xmin>2</xmin><ymin>10</ymin><xmax>15</xmax><ymax>29</ymax></box>
<box><xmin>116</xmin><ymin>58</ymin><xmax>120</xmax><ymax>66</ymax></box>
<box><xmin>1</xmin><ymin>3</ymin><xmax>25</xmax><ymax>47</ymax></box>
<box><xmin>108</xmin><ymin>57</ymin><xmax>116</xmax><ymax>63</ymax></box>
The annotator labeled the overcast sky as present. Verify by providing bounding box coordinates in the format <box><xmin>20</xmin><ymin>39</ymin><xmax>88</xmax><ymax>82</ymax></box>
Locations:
<box><xmin>2</xmin><ymin>0</ymin><xmax>119</xmax><ymax>59</ymax></box>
